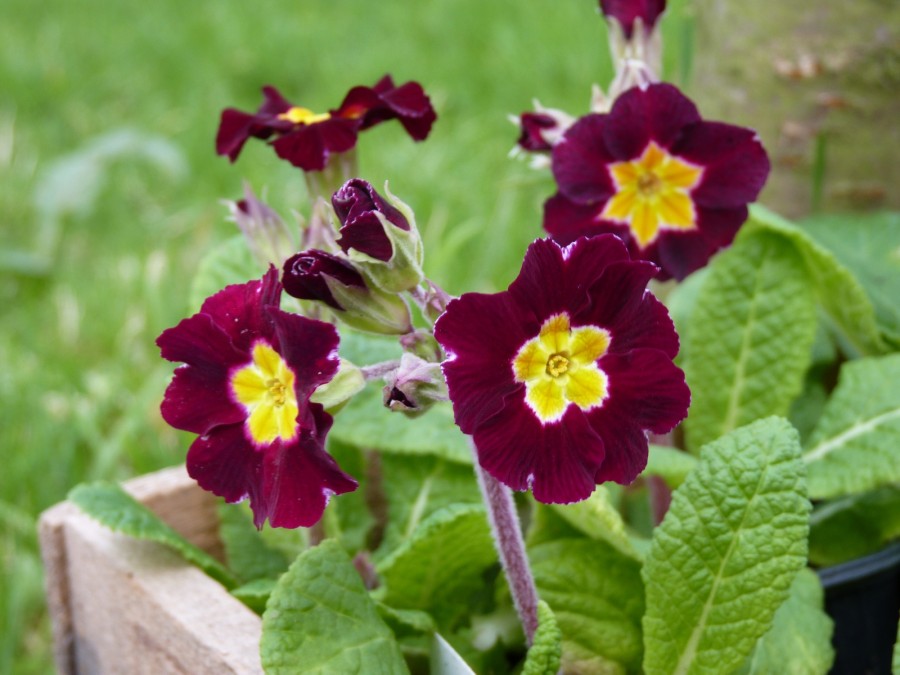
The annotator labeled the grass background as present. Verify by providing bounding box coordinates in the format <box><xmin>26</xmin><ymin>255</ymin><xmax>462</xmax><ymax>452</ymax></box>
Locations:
<box><xmin>0</xmin><ymin>0</ymin><xmax>893</xmax><ymax>671</ymax></box>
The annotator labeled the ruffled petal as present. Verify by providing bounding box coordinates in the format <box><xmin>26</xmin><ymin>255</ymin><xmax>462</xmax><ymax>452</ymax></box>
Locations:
<box><xmin>197</xmin><ymin>268</ymin><xmax>281</xmax><ymax>352</ymax></box>
<box><xmin>602</xmin><ymin>84</ymin><xmax>700</xmax><ymax>160</ymax></box>
<box><xmin>654</xmin><ymin>205</ymin><xmax>748</xmax><ymax>281</ymax></box>
<box><xmin>563</xmin><ymin>235</ymin><xmax>644</xmax><ymax>318</ymax></box>
<box><xmin>272</xmin><ymin>121</ymin><xmax>358</xmax><ymax>172</ymax></box>
<box><xmin>267</xmin><ymin>308</ymin><xmax>340</xmax><ymax>407</ymax></box>
<box><xmin>473</xmin><ymin>401</ymin><xmax>603</xmax><ymax>503</ymax></box>
<box><xmin>259</xmin><ymin>406</ymin><xmax>357</xmax><ymax>528</ymax></box>
<box><xmin>160</xmin><ymin>365</ymin><xmax>245</xmax><ymax>434</ymax></box>
<box><xmin>543</xmin><ymin>193</ymin><xmax>610</xmax><ymax>246</ymax></box>
<box><xmin>551</xmin><ymin>114</ymin><xmax>617</xmax><ymax>203</ymax></box>
<box><xmin>157</xmin><ymin>313</ymin><xmax>247</xmax><ymax>372</ymax></box>
<box><xmin>578</xmin><ymin>259</ymin><xmax>660</xmax><ymax>334</ymax></box>
<box><xmin>507</xmin><ymin>238</ymin><xmax>568</xmax><ymax>323</ymax></box>
<box><xmin>673</xmin><ymin>121</ymin><xmax>770</xmax><ymax>208</ymax></box>
<box><xmin>186</xmin><ymin>424</ymin><xmax>264</xmax><ymax>506</ymax></box>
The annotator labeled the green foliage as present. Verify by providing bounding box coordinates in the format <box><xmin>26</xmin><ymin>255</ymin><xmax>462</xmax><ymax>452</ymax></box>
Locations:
<box><xmin>803</xmin><ymin>353</ymin><xmax>900</xmax><ymax>499</ymax></box>
<box><xmin>683</xmin><ymin>229</ymin><xmax>817</xmax><ymax>451</ymax></box>
<box><xmin>800</xmin><ymin>211</ymin><xmax>900</xmax><ymax>347</ymax></box>
<box><xmin>231</xmin><ymin>578</ymin><xmax>277</xmax><ymax>614</ymax></box>
<box><xmin>375</xmin><ymin>454</ymin><xmax>482</xmax><ymax>560</ymax></box>
<box><xmin>68</xmin><ymin>482</ymin><xmax>236</xmax><ymax>588</ymax></box>
<box><xmin>217</xmin><ymin>502</ymin><xmax>289</xmax><ymax>583</ymax></box>
<box><xmin>642</xmin><ymin>417</ymin><xmax>810</xmax><ymax>675</ymax></box>
<box><xmin>375</xmin><ymin>504</ymin><xmax>497</xmax><ymax>630</ymax></box>
<box><xmin>522</xmin><ymin>601</ymin><xmax>562</xmax><ymax>675</ymax></box>
<box><xmin>332</xmin><ymin>386</ymin><xmax>471</xmax><ymax>464</ymax></box>
<box><xmin>808</xmin><ymin>485</ymin><xmax>900</xmax><ymax>567</ymax></box>
<box><xmin>748</xmin><ymin>205</ymin><xmax>887</xmax><ymax>357</ymax></box>
<box><xmin>261</xmin><ymin>540</ymin><xmax>408</xmax><ymax>674</ymax></box>
<box><xmin>737</xmin><ymin>569</ymin><xmax>834</xmax><ymax>675</ymax></box>
<box><xmin>530</xmin><ymin>538</ymin><xmax>645</xmax><ymax>673</ymax></box>
<box><xmin>549</xmin><ymin>486</ymin><xmax>639</xmax><ymax>560</ymax></box>
<box><xmin>644</xmin><ymin>445</ymin><xmax>699</xmax><ymax>489</ymax></box>
<box><xmin>189</xmin><ymin>234</ymin><xmax>261</xmax><ymax>310</ymax></box>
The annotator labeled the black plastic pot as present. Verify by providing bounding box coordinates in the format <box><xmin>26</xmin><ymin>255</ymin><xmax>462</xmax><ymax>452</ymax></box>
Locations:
<box><xmin>818</xmin><ymin>541</ymin><xmax>900</xmax><ymax>675</ymax></box>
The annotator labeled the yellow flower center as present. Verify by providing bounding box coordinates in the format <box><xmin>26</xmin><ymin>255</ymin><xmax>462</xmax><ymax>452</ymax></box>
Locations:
<box><xmin>231</xmin><ymin>342</ymin><xmax>299</xmax><ymax>445</ymax></box>
<box><xmin>512</xmin><ymin>313</ymin><xmax>611</xmax><ymax>424</ymax></box>
<box><xmin>277</xmin><ymin>106</ymin><xmax>331</xmax><ymax>126</ymax></box>
<box><xmin>601</xmin><ymin>141</ymin><xmax>703</xmax><ymax>248</ymax></box>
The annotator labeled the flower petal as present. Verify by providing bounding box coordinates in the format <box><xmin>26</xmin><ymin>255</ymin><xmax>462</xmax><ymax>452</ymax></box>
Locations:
<box><xmin>551</xmin><ymin>114</ymin><xmax>618</xmax><ymax>203</ymax></box>
<box><xmin>186</xmin><ymin>424</ymin><xmax>264</xmax><ymax>506</ymax></box>
<box><xmin>161</xmin><ymin>365</ymin><xmax>245</xmax><ymax>434</ymax></box>
<box><xmin>197</xmin><ymin>268</ymin><xmax>281</xmax><ymax>352</ymax></box>
<box><xmin>543</xmin><ymin>193</ymin><xmax>610</xmax><ymax>246</ymax></box>
<box><xmin>268</xmin><ymin>308</ymin><xmax>340</xmax><ymax>408</ymax></box>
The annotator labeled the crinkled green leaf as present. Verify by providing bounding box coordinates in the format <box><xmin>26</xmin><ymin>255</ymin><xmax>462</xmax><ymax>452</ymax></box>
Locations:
<box><xmin>376</xmin><ymin>504</ymin><xmax>496</xmax><ymax>629</ymax></box>
<box><xmin>809</xmin><ymin>485</ymin><xmax>900</xmax><ymax>567</ymax></box>
<box><xmin>430</xmin><ymin>633</ymin><xmax>476</xmax><ymax>675</ymax></box>
<box><xmin>803</xmin><ymin>353</ymin><xmax>900</xmax><ymax>499</ymax></box>
<box><xmin>683</xmin><ymin>228</ymin><xmax>817</xmax><ymax>452</ymax></box>
<box><xmin>324</xmin><ymin>439</ymin><xmax>374</xmax><ymax>553</ymax></box>
<box><xmin>231</xmin><ymin>577</ymin><xmax>276</xmax><ymax>614</ymax></box>
<box><xmin>332</xmin><ymin>385</ymin><xmax>471</xmax><ymax>463</ymax></box>
<box><xmin>550</xmin><ymin>486</ymin><xmax>638</xmax><ymax>560</ymax></box>
<box><xmin>737</xmin><ymin>568</ymin><xmax>834</xmax><ymax>675</ymax></box>
<box><xmin>800</xmin><ymin>211</ymin><xmax>900</xmax><ymax>347</ymax></box>
<box><xmin>375</xmin><ymin>454</ymin><xmax>481</xmax><ymax>561</ymax></box>
<box><xmin>531</xmin><ymin>538</ymin><xmax>645</xmax><ymax>673</ymax></box>
<box><xmin>642</xmin><ymin>417</ymin><xmax>810</xmax><ymax>675</ymax></box>
<box><xmin>69</xmin><ymin>482</ymin><xmax>236</xmax><ymax>588</ymax></box>
<box><xmin>523</xmin><ymin>601</ymin><xmax>562</xmax><ymax>675</ymax></box>
<box><xmin>375</xmin><ymin>602</ymin><xmax>436</xmax><ymax>638</ymax></box>
<box><xmin>748</xmin><ymin>205</ymin><xmax>886</xmax><ymax>357</ymax></box>
<box><xmin>665</xmin><ymin>265</ymin><xmax>711</xmax><ymax>347</ymax></box>
<box><xmin>261</xmin><ymin>539</ymin><xmax>408</xmax><ymax>675</ymax></box>
<box><xmin>217</xmin><ymin>502</ymin><xmax>289</xmax><ymax>583</ymax></box>
<box><xmin>526</xmin><ymin>503</ymin><xmax>586</xmax><ymax>548</ymax></box>
<box><xmin>645</xmin><ymin>445</ymin><xmax>699</xmax><ymax>489</ymax></box>
<box><xmin>189</xmin><ymin>234</ymin><xmax>260</xmax><ymax>311</ymax></box>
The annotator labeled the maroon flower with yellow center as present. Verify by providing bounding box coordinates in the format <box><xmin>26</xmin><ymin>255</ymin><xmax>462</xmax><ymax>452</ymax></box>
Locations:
<box><xmin>544</xmin><ymin>83</ymin><xmax>770</xmax><ymax>281</ymax></box>
<box><xmin>434</xmin><ymin>235</ymin><xmax>690</xmax><ymax>503</ymax></box>
<box><xmin>157</xmin><ymin>268</ymin><xmax>357</xmax><ymax>528</ymax></box>
<box><xmin>216</xmin><ymin>75</ymin><xmax>436</xmax><ymax>172</ymax></box>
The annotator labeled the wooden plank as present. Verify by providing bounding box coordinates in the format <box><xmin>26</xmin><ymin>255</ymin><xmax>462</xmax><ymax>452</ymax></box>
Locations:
<box><xmin>38</xmin><ymin>465</ymin><xmax>263</xmax><ymax>674</ymax></box>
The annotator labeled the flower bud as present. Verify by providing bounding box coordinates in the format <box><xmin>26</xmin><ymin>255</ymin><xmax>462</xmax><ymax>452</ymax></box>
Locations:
<box><xmin>226</xmin><ymin>184</ymin><xmax>297</xmax><ymax>268</ymax></box>
<box><xmin>382</xmin><ymin>353</ymin><xmax>448</xmax><ymax>417</ymax></box>
<box><xmin>282</xmin><ymin>249</ymin><xmax>413</xmax><ymax>334</ymax></box>
<box><xmin>310</xmin><ymin>358</ymin><xmax>365</xmax><ymax>412</ymax></box>
<box><xmin>332</xmin><ymin>179</ymin><xmax>424</xmax><ymax>293</ymax></box>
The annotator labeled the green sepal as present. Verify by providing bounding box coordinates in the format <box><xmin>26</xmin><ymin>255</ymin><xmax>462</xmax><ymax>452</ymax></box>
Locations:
<box><xmin>326</xmin><ymin>274</ymin><xmax>414</xmax><ymax>335</ymax></box>
<box><xmin>310</xmin><ymin>358</ymin><xmax>366</xmax><ymax>412</ymax></box>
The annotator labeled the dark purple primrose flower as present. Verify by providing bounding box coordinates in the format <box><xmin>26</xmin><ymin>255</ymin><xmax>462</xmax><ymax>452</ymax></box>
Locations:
<box><xmin>435</xmin><ymin>236</ymin><xmax>690</xmax><ymax>504</ymax></box>
<box><xmin>216</xmin><ymin>75</ymin><xmax>436</xmax><ymax>172</ymax></box>
<box><xmin>282</xmin><ymin>249</ymin><xmax>367</xmax><ymax>311</ymax></box>
<box><xmin>545</xmin><ymin>83</ymin><xmax>770</xmax><ymax>281</ymax></box>
<box><xmin>157</xmin><ymin>267</ymin><xmax>357</xmax><ymax>528</ymax></box>
<box><xmin>332</xmin><ymin>178</ymin><xmax>410</xmax><ymax>262</ymax></box>
<box><xmin>600</xmin><ymin>0</ymin><xmax>667</xmax><ymax>38</ymax></box>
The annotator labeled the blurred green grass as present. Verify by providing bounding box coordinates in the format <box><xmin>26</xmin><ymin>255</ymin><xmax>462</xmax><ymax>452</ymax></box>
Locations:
<box><xmin>0</xmin><ymin>1</ymin><xmax>622</xmax><ymax>670</ymax></box>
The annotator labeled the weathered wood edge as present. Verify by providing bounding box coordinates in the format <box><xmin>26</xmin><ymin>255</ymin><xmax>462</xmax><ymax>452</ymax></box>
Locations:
<box><xmin>38</xmin><ymin>465</ymin><xmax>263</xmax><ymax>674</ymax></box>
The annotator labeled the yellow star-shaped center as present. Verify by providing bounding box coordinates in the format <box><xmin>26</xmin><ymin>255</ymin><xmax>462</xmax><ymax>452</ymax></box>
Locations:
<box><xmin>231</xmin><ymin>342</ymin><xmax>299</xmax><ymax>445</ymax></box>
<box><xmin>277</xmin><ymin>106</ymin><xmax>331</xmax><ymax>126</ymax></box>
<box><xmin>601</xmin><ymin>141</ymin><xmax>703</xmax><ymax>248</ymax></box>
<box><xmin>512</xmin><ymin>313</ymin><xmax>611</xmax><ymax>424</ymax></box>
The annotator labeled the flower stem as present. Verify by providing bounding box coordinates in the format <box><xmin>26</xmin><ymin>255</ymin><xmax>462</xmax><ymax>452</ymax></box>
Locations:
<box><xmin>360</xmin><ymin>360</ymin><xmax>400</xmax><ymax>381</ymax></box>
<box><xmin>469</xmin><ymin>437</ymin><xmax>539</xmax><ymax>644</ymax></box>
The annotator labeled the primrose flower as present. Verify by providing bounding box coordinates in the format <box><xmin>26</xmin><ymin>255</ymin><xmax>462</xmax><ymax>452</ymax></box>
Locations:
<box><xmin>157</xmin><ymin>267</ymin><xmax>357</xmax><ymax>528</ymax></box>
<box><xmin>600</xmin><ymin>0</ymin><xmax>667</xmax><ymax>39</ymax></box>
<box><xmin>545</xmin><ymin>83</ymin><xmax>770</xmax><ymax>280</ymax></box>
<box><xmin>216</xmin><ymin>75</ymin><xmax>436</xmax><ymax>172</ymax></box>
<box><xmin>434</xmin><ymin>236</ymin><xmax>690</xmax><ymax>504</ymax></box>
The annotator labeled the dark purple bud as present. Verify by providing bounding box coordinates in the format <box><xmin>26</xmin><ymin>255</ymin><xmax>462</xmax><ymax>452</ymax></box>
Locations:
<box><xmin>282</xmin><ymin>250</ymin><xmax>366</xmax><ymax>310</ymax></box>
<box><xmin>517</xmin><ymin>112</ymin><xmax>559</xmax><ymax>152</ymax></box>
<box><xmin>599</xmin><ymin>0</ymin><xmax>667</xmax><ymax>38</ymax></box>
<box><xmin>332</xmin><ymin>179</ymin><xmax>409</xmax><ymax>262</ymax></box>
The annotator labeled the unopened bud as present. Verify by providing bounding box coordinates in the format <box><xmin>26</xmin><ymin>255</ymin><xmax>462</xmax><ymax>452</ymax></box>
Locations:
<box><xmin>382</xmin><ymin>353</ymin><xmax>448</xmax><ymax>416</ymax></box>
<box><xmin>226</xmin><ymin>183</ymin><xmax>297</xmax><ymax>268</ymax></box>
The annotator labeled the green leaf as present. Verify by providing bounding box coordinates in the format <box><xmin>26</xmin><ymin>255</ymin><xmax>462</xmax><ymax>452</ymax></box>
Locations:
<box><xmin>217</xmin><ymin>502</ymin><xmax>289</xmax><ymax>583</ymax></box>
<box><xmin>808</xmin><ymin>485</ymin><xmax>900</xmax><ymax>567</ymax></box>
<box><xmin>231</xmin><ymin>577</ymin><xmax>276</xmax><ymax>614</ymax></box>
<box><xmin>550</xmin><ymin>486</ymin><xmax>638</xmax><ymax>560</ymax></box>
<box><xmin>332</xmin><ymin>385</ymin><xmax>471</xmax><ymax>464</ymax></box>
<box><xmin>376</xmin><ymin>504</ymin><xmax>496</xmax><ymax>629</ymax></box>
<box><xmin>430</xmin><ymin>634</ymin><xmax>476</xmax><ymax>675</ymax></box>
<box><xmin>375</xmin><ymin>602</ymin><xmax>436</xmax><ymax>638</ymax></box>
<box><xmin>748</xmin><ymin>205</ymin><xmax>886</xmax><ymax>357</ymax></box>
<box><xmin>644</xmin><ymin>445</ymin><xmax>699</xmax><ymax>489</ymax></box>
<box><xmin>530</xmin><ymin>538</ymin><xmax>645</xmax><ymax>673</ymax></box>
<box><xmin>375</xmin><ymin>454</ymin><xmax>482</xmax><ymax>561</ymax></box>
<box><xmin>189</xmin><ymin>234</ymin><xmax>260</xmax><ymax>311</ymax></box>
<box><xmin>526</xmin><ymin>504</ymin><xmax>587</xmax><ymax>548</ymax></box>
<box><xmin>642</xmin><ymin>417</ymin><xmax>810</xmax><ymax>675</ymax></box>
<box><xmin>803</xmin><ymin>353</ymin><xmax>900</xmax><ymax>499</ymax></box>
<box><xmin>893</xmin><ymin>617</ymin><xmax>900</xmax><ymax>675</ymax></box>
<box><xmin>68</xmin><ymin>482</ymin><xmax>237</xmax><ymax>589</ymax></box>
<box><xmin>738</xmin><ymin>568</ymin><xmax>834</xmax><ymax>675</ymax></box>
<box><xmin>522</xmin><ymin>601</ymin><xmax>562</xmax><ymax>675</ymax></box>
<box><xmin>800</xmin><ymin>211</ymin><xmax>900</xmax><ymax>347</ymax></box>
<box><xmin>338</xmin><ymin>327</ymin><xmax>403</xmax><ymax>365</ymax></box>
<box><xmin>261</xmin><ymin>539</ymin><xmax>408</xmax><ymax>675</ymax></box>
<box><xmin>683</xmin><ymin>228</ymin><xmax>817</xmax><ymax>452</ymax></box>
